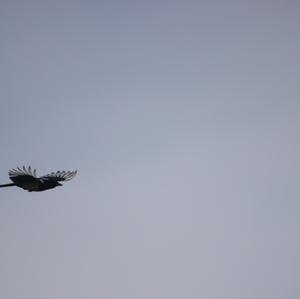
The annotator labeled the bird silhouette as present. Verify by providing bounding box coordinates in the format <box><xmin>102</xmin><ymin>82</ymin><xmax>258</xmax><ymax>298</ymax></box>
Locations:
<box><xmin>0</xmin><ymin>166</ymin><xmax>77</xmax><ymax>192</ymax></box>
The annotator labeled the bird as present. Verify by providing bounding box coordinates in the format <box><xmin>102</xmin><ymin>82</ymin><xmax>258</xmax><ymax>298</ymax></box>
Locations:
<box><xmin>0</xmin><ymin>166</ymin><xmax>77</xmax><ymax>192</ymax></box>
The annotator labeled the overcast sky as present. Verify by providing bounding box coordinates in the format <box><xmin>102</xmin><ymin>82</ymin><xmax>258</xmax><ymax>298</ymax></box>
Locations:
<box><xmin>1</xmin><ymin>1</ymin><xmax>300</xmax><ymax>298</ymax></box>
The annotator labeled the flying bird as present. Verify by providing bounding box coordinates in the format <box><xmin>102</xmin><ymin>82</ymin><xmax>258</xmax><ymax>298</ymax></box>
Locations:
<box><xmin>0</xmin><ymin>166</ymin><xmax>77</xmax><ymax>192</ymax></box>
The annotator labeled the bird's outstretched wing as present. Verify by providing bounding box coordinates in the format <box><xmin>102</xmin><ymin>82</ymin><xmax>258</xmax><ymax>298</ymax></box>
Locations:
<box><xmin>39</xmin><ymin>170</ymin><xmax>77</xmax><ymax>182</ymax></box>
<box><xmin>9</xmin><ymin>166</ymin><xmax>38</xmax><ymax>184</ymax></box>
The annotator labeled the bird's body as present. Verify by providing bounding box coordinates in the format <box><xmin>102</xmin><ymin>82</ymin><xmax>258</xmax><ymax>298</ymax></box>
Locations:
<box><xmin>0</xmin><ymin>166</ymin><xmax>77</xmax><ymax>192</ymax></box>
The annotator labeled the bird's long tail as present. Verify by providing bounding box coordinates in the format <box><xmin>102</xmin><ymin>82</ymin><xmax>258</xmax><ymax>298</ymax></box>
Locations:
<box><xmin>0</xmin><ymin>183</ymin><xmax>16</xmax><ymax>188</ymax></box>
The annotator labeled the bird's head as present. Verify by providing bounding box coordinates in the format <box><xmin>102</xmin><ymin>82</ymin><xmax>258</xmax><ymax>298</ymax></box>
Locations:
<box><xmin>44</xmin><ymin>180</ymin><xmax>63</xmax><ymax>189</ymax></box>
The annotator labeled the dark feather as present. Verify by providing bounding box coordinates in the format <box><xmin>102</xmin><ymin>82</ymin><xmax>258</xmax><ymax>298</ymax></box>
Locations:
<box><xmin>40</xmin><ymin>170</ymin><xmax>77</xmax><ymax>182</ymax></box>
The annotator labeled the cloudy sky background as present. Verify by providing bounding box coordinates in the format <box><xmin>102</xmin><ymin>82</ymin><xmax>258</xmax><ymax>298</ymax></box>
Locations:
<box><xmin>1</xmin><ymin>1</ymin><xmax>300</xmax><ymax>298</ymax></box>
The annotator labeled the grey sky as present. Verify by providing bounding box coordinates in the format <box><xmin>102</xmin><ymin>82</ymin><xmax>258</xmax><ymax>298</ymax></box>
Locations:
<box><xmin>1</xmin><ymin>1</ymin><xmax>300</xmax><ymax>298</ymax></box>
